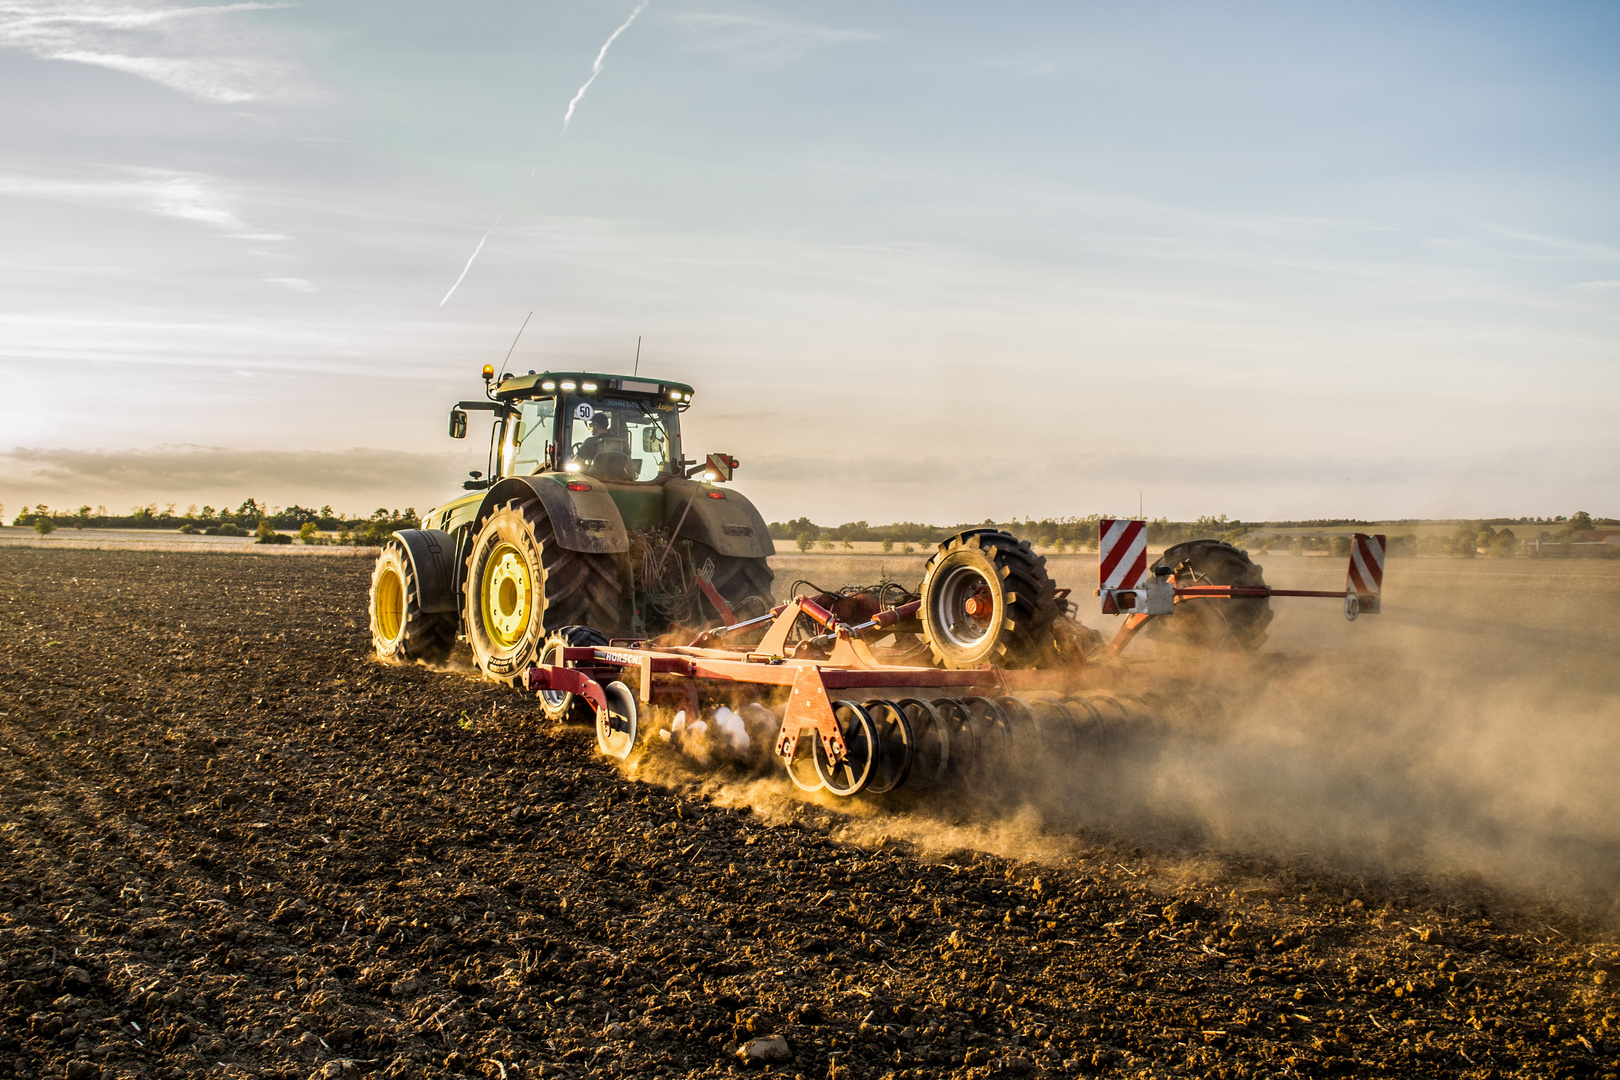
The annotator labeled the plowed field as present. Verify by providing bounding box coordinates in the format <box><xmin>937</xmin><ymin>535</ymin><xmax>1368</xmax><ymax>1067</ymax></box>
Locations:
<box><xmin>0</xmin><ymin>549</ymin><xmax>1615</xmax><ymax>1080</ymax></box>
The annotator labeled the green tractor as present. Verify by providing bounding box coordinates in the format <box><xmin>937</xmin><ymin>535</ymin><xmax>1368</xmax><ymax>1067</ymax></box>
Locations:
<box><xmin>367</xmin><ymin>367</ymin><xmax>776</xmax><ymax>683</ymax></box>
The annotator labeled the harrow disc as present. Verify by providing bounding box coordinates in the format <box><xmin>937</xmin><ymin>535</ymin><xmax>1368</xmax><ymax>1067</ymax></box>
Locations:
<box><xmin>1025</xmin><ymin>696</ymin><xmax>1079</xmax><ymax>758</ymax></box>
<box><xmin>897</xmin><ymin>698</ymin><xmax>951</xmax><ymax>791</ymax></box>
<box><xmin>933</xmin><ymin>699</ymin><xmax>979</xmax><ymax>783</ymax></box>
<box><xmin>863</xmin><ymin>700</ymin><xmax>914</xmax><ymax>795</ymax></box>
<box><xmin>782</xmin><ymin>739</ymin><xmax>825</xmax><ymax>793</ymax></box>
<box><xmin>996</xmin><ymin>696</ymin><xmax>1043</xmax><ymax>755</ymax></box>
<box><xmin>963</xmin><ymin>697</ymin><xmax>1012</xmax><ymax>774</ymax></box>
<box><xmin>595</xmin><ymin>680</ymin><xmax>639</xmax><ymax>760</ymax></box>
<box><xmin>1062</xmin><ymin>695</ymin><xmax>1108</xmax><ymax>752</ymax></box>
<box><xmin>1086</xmin><ymin>693</ymin><xmax>1132</xmax><ymax>727</ymax></box>
<box><xmin>813</xmin><ymin>701</ymin><xmax>878</xmax><ymax>797</ymax></box>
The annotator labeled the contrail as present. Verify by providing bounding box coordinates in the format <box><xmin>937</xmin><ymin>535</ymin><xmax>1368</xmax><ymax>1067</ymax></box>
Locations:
<box><xmin>562</xmin><ymin>0</ymin><xmax>650</xmax><ymax>132</ymax></box>
<box><xmin>440</xmin><ymin>4</ymin><xmax>647</xmax><ymax>306</ymax></box>
<box><xmin>439</xmin><ymin>214</ymin><xmax>502</xmax><ymax>307</ymax></box>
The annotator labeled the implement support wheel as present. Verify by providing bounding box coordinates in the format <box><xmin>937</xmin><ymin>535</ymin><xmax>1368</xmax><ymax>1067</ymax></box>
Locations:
<box><xmin>919</xmin><ymin>530</ymin><xmax>1059</xmax><ymax>669</ymax></box>
<box><xmin>1150</xmin><ymin>539</ymin><xmax>1274</xmax><ymax>651</ymax></box>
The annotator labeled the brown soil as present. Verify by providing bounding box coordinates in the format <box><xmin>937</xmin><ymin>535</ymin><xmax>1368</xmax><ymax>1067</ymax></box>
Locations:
<box><xmin>0</xmin><ymin>548</ymin><xmax>1615</xmax><ymax>1080</ymax></box>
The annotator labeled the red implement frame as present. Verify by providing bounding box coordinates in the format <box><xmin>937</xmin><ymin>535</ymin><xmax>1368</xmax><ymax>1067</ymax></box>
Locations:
<box><xmin>523</xmin><ymin>594</ymin><xmax>1078</xmax><ymax>768</ymax></box>
<box><xmin>520</xmin><ymin>526</ymin><xmax>1385</xmax><ymax>768</ymax></box>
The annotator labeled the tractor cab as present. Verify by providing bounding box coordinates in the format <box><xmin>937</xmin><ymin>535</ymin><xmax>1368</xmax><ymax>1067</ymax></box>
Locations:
<box><xmin>436</xmin><ymin>371</ymin><xmax>705</xmax><ymax>538</ymax></box>
<box><xmin>470</xmin><ymin>371</ymin><xmax>692</xmax><ymax>485</ymax></box>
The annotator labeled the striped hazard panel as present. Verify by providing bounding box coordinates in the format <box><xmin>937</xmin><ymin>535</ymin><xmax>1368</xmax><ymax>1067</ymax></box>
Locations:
<box><xmin>1347</xmin><ymin>533</ymin><xmax>1386</xmax><ymax>614</ymax></box>
<box><xmin>1098</xmin><ymin>520</ymin><xmax>1147</xmax><ymax>615</ymax></box>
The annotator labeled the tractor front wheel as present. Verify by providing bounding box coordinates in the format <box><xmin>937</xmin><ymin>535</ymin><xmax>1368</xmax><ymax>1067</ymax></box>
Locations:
<box><xmin>369</xmin><ymin>540</ymin><xmax>455</xmax><ymax>664</ymax></box>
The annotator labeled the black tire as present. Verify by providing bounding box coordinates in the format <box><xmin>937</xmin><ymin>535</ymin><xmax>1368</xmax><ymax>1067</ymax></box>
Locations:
<box><xmin>918</xmin><ymin>530</ymin><xmax>1059</xmax><ymax>669</ymax></box>
<box><xmin>689</xmin><ymin>541</ymin><xmax>774</xmax><ymax>622</ymax></box>
<box><xmin>537</xmin><ymin>625</ymin><xmax>609</xmax><ymax>723</ymax></box>
<box><xmin>369</xmin><ymin>540</ymin><xmax>455</xmax><ymax>664</ymax></box>
<box><xmin>464</xmin><ymin>499</ymin><xmax>626</xmax><ymax>683</ymax></box>
<box><xmin>1149</xmin><ymin>539</ymin><xmax>1274</xmax><ymax>651</ymax></box>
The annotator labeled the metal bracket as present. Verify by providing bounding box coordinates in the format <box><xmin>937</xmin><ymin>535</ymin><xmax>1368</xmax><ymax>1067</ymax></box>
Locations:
<box><xmin>774</xmin><ymin>664</ymin><xmax>844</xmax><ymax>765</ymax></box>
<box><xmin>757</xmin><ymin>598</ymin><xmax>806</xmax><ymax>657</ymax></box>
<box><xmin>524</xmin><ymin>665</ymin><xmax>608</xmax><ymax>716</ymax></box>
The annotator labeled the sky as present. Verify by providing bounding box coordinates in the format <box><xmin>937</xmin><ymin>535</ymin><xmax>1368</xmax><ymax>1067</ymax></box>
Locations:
<box><xmin>0</xmin><ymin>0</ymin><xmax>1616</xmax><ymax>525</ymax></box>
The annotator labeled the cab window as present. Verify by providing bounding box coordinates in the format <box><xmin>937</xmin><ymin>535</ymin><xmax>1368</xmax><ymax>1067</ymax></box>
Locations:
<box><xmin>503</xmin><ymin>398</ymin><xmax>556</xmax><ymax>476</ymax></box>
<box><xmin>564</xmin><ymin>397</ymin><xmax>671</xmax><ymax>481</ymax></box>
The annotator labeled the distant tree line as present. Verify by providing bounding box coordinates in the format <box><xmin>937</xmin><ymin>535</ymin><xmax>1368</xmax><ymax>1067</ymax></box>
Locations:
<box><xmin>766</xmin><ymin>511</ymin><xmax>1614</xmax><ymax>558</ymax></box>
<box><xmin>766</xmin><ymin>514</ymin><xmax>1256</xmax><ymax>553</ymax></box>
<box><xmin>7</xmin><ymin>499</ymin><xmax>420</xmax><ymax>545</ymax></box>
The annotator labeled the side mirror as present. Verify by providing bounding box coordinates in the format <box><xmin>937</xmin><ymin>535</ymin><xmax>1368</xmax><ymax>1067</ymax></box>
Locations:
<box><xmin>704</xmin><ymin>453</ymin><xmax>738</xmax><ymax>482</ymax></box>
<box><xmin>642</xmin><ymin>426</ymin><xmax>665</xmax><ymax>453</ymax></box>
<box><xmin>448</xmin><ymin>408</ymin><xmax>468</xmax><ymax>439</ymax></box>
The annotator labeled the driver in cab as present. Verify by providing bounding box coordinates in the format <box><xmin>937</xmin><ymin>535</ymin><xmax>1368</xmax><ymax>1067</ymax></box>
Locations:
<box><xmin>578</xmin><ymin>412</ymin><xmax>629</xmax><ymax>472</ymax></box>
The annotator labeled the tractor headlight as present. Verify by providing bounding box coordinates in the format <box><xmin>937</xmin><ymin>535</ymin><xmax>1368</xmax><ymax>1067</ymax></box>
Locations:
<box><xmin>582</xmin><ymin>381</ymin><xmax>598</xmax><ymax>393</ymax></box>
<box><xmin>541</xmin><ymin>380</ymin><xmax>556</xmax><ymax>391</ymax></box>
<box><xmin>561</xmin><ymin>380</ymin><xmax>577</xmax><ymax>391</ymax></box>
<box><xmin>564</xmin><ymin>461</ymin><xmax>582</xmax><ymax>473</ymax></box>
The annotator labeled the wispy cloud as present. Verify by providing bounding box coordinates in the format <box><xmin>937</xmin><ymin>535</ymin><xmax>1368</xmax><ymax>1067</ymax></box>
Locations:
<box><xmin>677</xmin><ymin>3</ymin><xmax>877</xmax><ymax>63</ymax></box>
<box><xmin>0</xmin><ymin>444</ymin><xmax>466</xmax><ymax>503</ymax></box>
<box><xmin>0</xmin><ymin>166</ymin><xmax>285</xmax><ymax>239</ymax></box>
<box><xmin>0</xmin><ymin>0</ymin><xmax>309</xmax><ymax>103</ymax></box>
<box><xmin>979</xmin><ymin>53</ymin><xmax>1058</xmax><ymax>79</ymax></box>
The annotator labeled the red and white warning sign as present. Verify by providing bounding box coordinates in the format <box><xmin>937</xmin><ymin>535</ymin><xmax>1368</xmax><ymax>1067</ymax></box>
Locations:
<box><xmin>1099</xmin><ymin>519</ymin><xmax>1147</xmax><ymax>592</ymax></box>
<box><xmin>1346</xmin><ymin>533</ymin><xmax>1386</xmax><ymax>614</ymax></box>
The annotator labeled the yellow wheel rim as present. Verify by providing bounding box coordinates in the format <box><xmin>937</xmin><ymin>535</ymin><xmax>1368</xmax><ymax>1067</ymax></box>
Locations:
<box><xmin>482</xmin><ymin>541</ymin><xmax>533</xmax><ymax>649</ymax></box>
<box><xmin>375</xmin><ymin>564</ymin><xmax>405</xmax><ymax>643</ymax></box>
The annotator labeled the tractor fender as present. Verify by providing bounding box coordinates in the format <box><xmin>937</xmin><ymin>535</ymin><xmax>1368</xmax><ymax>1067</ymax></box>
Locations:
<box><xmin>663</xmin><ymin>478</ymin><xmax>775</xmax><ymax>559</ymax></box>
<box><xmin>478</xmin><ymin>476</ymin><xmax>630</xmax><ymax>554</ymax></box>
<box><xmin>390</xmin><ymin>528</ymin><xmax>460</xmax><ymax>614</ymax></box>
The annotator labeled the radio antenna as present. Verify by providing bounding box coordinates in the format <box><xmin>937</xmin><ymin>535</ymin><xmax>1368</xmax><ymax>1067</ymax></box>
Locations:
<box><xmin>501</xmin><ymin>311</ymin><xmax>533</xmax><ymax>376</ymax></box>
<box><xmin>633</xmin><ymin>335</ymin><xmax>642</xmax><ymax>376</ymax></box>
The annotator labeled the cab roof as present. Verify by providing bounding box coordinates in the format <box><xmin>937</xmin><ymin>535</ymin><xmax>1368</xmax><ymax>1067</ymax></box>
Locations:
<box><xmin>493</xmin><ymin>371</ymin><xmax>695</xmax><ymax>401</ymax></box>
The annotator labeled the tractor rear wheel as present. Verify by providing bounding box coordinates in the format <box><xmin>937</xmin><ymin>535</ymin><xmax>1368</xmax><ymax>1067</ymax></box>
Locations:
<box><xmin>919</xmin><ymin>531</ymin><xmax>1059</xmax><ymax>669</ymax></box>
<box><xmin>1149</xmin><ymin>539</ymin><xmax>1273</xmax><ymax>651</ymax></box>
<box><xmin>689</xmin><ymin>541</ymin><xmax>775</xmax><ymax>623</ymax></box>
<box><xmin>464</xmin><ymin>499</ymin><xmax>625</xmax><ymax>683</ymax></box>
<box><xmin>369</xmin><ymin>540</ymin><xmax>455</xmax><ymax>664</ymax></box>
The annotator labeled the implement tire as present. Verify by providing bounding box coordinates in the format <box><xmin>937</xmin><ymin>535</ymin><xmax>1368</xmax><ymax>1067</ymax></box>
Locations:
<box><xmin>1149</xmin><ymin>539</ymin><xmax>1273</xmax><ymax>651</ymax></box>
<box><xmin>919</xmin><ymin>530</ymin><xmax>1059</xmax><ymax>669</ymax></box>
<box><xmin>464</xmin><ymin>499</ymin><xmax>625</xmax><ymax>683</ymax></box>
<box><xmin>369</xmin><ymin>540</ymin><xmax>455</xmax><ymax>664</ymax></box>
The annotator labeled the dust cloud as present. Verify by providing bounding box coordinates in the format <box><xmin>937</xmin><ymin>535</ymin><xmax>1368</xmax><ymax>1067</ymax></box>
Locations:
<box><xmin>628</xmin><ymin>552</ymin><xmax>1620</xmax><ymax>924</ymax></box>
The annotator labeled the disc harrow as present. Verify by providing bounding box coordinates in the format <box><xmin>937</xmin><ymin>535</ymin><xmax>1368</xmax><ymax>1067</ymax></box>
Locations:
<box><xmin>516</xmin><ymin>519</ymin><xmax>1387</xmax><ymax>799</ymax></box>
